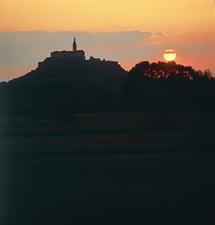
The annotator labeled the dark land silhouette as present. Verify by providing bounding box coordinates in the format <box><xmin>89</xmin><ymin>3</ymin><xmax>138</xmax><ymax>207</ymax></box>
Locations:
<box><xmin>0</xmin><ymin>41</ymin><xmax>215</xmax><ymax>225</ymax></box>
<box><xmin>0</xmin><ymin>51</ymin><xmax>214</xmax><ymax>117</ymax></box>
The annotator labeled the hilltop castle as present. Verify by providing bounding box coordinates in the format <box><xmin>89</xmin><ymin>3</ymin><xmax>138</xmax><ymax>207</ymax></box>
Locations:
<box><xmin>37</xmin><ymin>37</ymin><xmax>120</xmax><ymax>70</ymax></box>
<box><xmin>50</xmin><ymin>37</ymin><xmax>86</xmax><ymax>61</ymax></box>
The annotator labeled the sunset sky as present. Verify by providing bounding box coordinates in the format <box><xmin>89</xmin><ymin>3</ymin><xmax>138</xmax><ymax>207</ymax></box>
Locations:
<box><xmin>0</xmin><ymin>0</ymin><xmax>215</xmax><ymax>81</ymax></box>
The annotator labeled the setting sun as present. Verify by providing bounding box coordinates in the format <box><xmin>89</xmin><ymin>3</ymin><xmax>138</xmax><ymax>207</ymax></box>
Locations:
<box><xmin>163</xmin><ymin>49</ymin><xmax>177</xmax><ymax>62</ymax></box>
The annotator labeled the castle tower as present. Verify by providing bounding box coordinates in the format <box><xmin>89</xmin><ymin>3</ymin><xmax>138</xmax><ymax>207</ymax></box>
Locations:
<box><xmin>73</xmin><ymin>37</ymin><xmax>77</xmax><ymax>52</ymax></box>
<box><xmin>50</xmin><ymin>36</ymin><xmax>85</xmax><ymax>61</ymax></box>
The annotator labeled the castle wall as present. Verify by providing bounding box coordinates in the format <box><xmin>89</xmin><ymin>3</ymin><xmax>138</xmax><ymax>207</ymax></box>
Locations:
<box><xmin>51</xmin><ymin>50</ymin><xmax>85</xmax><ymax>61</ymax></box>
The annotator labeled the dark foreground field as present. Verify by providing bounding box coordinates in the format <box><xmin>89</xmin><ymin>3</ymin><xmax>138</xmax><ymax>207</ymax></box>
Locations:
<box><xmin>0</xmin><ymin>111</ymin><xmax>215</xmax><ymax>225</ymax></box>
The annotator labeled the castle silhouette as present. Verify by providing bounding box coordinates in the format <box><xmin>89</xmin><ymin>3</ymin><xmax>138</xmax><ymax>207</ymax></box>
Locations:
<box><xmin>50</xmin><ymin>37</ymin><xmax>86</xmax><ymax>61</ymax></box>
<box><xmin>38</xmin><ymin>37</ymin><xmax>118</xmax><ymax>67</ymax></box>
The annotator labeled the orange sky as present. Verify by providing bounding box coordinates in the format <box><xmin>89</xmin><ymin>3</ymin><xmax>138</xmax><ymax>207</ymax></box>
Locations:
<box><xmin>0</xmin><ymin>0</ymin><xmax>214</xmax><ymax>32</ymax></box>
<box><xmin>118</xmin><ymin>31</ymin><xmax>214</xmax><ymax>68</ymax></box>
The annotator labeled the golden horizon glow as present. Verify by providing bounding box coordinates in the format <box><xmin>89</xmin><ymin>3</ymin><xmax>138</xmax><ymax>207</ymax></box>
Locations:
<box><xmin>0</xmin><ymin>0</ymin><xmax>214</xmax><ymax>32</ymax></box>
<box><xmin>163</xmin><ymin>49</ymin><xmax>177</xmax><ymax>62</ymax></box>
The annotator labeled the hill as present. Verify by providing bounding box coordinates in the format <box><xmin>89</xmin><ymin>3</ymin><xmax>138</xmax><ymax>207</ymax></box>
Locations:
<box><xmin>1</xmin><ymin>54</ymin><xmax>215</xmax><ymax>117</ymax></box>
<box><xmin>0</xmin><ymin>53</ymin><xmax>127</xmax><ymax>116</ymax></box>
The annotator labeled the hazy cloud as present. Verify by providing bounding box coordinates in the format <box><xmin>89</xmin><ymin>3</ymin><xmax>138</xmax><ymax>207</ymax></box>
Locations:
<box><xmin>0</xmin><ymin>31</ymin><xmax>214</xmax><ymax>81</ymax></box>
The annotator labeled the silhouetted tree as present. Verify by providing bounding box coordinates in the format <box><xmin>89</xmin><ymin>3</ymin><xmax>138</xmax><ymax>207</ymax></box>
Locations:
<box><xmin>123</xmin><ymin>61</ymin><xmax>215</xmax><ymax>111</ymax></box>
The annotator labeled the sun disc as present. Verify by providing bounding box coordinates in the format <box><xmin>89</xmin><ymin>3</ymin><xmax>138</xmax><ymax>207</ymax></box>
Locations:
<box><xmin>163</xmin><ymin>49</ymin><xmax>176</xmax><ymax>62</ymax></box>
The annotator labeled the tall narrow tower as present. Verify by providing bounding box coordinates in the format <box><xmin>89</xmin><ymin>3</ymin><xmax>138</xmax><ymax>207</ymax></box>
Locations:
<box><xmin>73</xmin><ymin>37</ymin><xmax>77</xmax><ymax>52</ymax></box>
